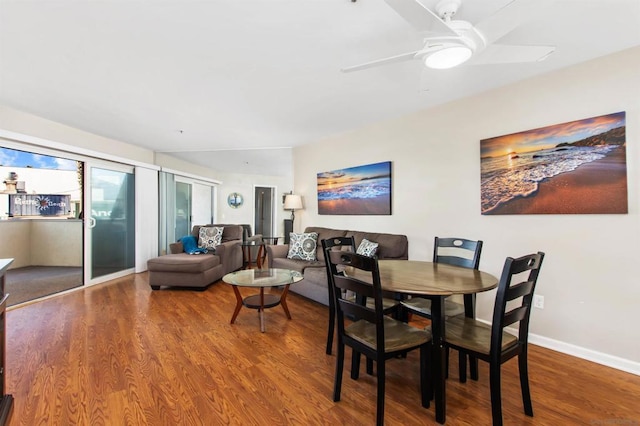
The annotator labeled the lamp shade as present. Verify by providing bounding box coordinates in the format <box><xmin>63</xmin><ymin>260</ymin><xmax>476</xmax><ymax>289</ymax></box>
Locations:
<box><xmin>283</xmin><ymin>194</ymin><xmax>303</xmax><ymax>210</ymax></box>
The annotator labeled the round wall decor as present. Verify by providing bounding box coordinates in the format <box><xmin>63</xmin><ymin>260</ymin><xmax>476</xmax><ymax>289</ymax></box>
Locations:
<box><xmin>227</xmin><ymin>192</ymin><xmax>244</xmax><ymax>208</ymax></box>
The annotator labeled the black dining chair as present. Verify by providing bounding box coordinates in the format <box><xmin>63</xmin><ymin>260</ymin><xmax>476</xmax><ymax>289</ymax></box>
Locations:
<box><xmin>326</xmin><ymin>249</ymin><xmax>432</xmax><ymax>426</ymax></box>
<box><xmin>321</xmin><ymin>237</ymin><xmax>400</xmax><ymax>356</ymax></box>
<box><xmin>444</xmin><ymin>252</ymin><xmax>545</xmax><ymax>426</ymax></box>
<box><xmin>401</xmin><ymin>237</ymin><xmax>483</xmax><ymax>380</ymax></box>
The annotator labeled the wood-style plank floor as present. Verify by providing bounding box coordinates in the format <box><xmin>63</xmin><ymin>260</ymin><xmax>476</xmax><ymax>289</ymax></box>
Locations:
<box><xmin>6</xmin><ymin>273</ymin><xmax>640</xmax><ymax>425</ymax></box>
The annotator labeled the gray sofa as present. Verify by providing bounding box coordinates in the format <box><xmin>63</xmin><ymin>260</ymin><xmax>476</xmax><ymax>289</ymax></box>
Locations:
<box><xmin>266</xmin><ymin>226</ymin><xmax>408</xmax><ymax>305</ymax></box>
<box><xmin>147</xmin><ymin>224</ymin><xmax>260</xmax><ymax>290</ymax></box>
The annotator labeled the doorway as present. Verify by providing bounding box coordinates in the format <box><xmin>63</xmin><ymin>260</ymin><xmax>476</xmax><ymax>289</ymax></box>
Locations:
<box><xmin>254</xmin><ymin>186</ymin><xmax>275</xmax><ymax>238</ymax></box>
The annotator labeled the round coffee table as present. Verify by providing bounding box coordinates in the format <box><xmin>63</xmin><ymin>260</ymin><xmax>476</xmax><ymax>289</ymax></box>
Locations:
<box><xmin>222</xmin><ymin>268</ymin><xmax>303</xmax><ymax>332</ymax></box>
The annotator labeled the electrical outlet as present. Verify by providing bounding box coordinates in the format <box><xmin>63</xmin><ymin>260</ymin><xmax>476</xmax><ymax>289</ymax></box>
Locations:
<box><xmin>533</xmin><ymin>295</ymin><xmax>544</xmax><ymax>309</ymax></box>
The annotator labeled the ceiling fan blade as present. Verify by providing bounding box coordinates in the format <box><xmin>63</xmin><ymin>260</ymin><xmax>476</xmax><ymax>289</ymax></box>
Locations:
<box><xmin>472</xmin><ymin>44</ymin><xmax>556</xmax><ymax>64</ymax></box>
<box><xmin>475</xmin><ymin>0</ymin><xmax>555</xmax><ymax>45</ymax></box>
<box><xmin>341</xmin><ymin>50</ymin><xmax>421</xmax><ymax>73</ymax></box>
<box><xmin>384</xmin><ymin>0</ymin><xmax>458</xmax><ymax>35</ymax></box>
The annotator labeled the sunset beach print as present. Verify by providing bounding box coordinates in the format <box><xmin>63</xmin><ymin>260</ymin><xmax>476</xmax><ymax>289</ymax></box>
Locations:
<box><xmin>317</xmin><ymin>161</ymin><xmax>391</xmax><ymax>215</ymax></box>
<box><xmin>480</xmin><ymin>112</ymin><xmax>627</xmax><ymax>215</ymax></box>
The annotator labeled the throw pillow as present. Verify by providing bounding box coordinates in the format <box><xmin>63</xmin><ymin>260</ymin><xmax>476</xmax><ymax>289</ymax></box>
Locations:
<box><xmin>356</xmin><ymin>238</ymin><xmax>379</xmax><ymax>257</ymax></box>
<box><xmin>198</xmin><ymin>226</ymin><xmax>224</xmax><ymax>250</ymax></box>
<box><xmin>287</xmin><ymin>232</ymin><xmax>319</xmax><ymax>261</ymax></box>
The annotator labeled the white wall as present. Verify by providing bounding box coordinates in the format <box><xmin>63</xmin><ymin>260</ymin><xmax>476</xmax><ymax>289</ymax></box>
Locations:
<box><xmin>215</xmin><ymin>170</ymin><xmax>293</xmax><ymax>238</ymax></box>
<box><xmin>155</xmin><ymin>152</ymin><xmax>294</xmax><ymax>237</ymax></box>
<box><xmin>292</xmin><ymin>46</ymin><xmax>640</xmax><ymax>372</ymax></box>
<box><xmin>0</xmin><ymin>105</ymin><xmax>153</xmax><ymax>164</ymax></box>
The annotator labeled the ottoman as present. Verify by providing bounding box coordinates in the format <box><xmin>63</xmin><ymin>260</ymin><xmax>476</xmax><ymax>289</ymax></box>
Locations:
<box><xmin>147</xmin><ymin>253</ymin><xmax>224</xmax><ymax>290</ymax></box>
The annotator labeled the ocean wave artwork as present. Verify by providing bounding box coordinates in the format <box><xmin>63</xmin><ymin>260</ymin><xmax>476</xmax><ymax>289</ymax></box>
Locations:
<box><xmin>317</xmin><ymin>161</ymin><xmax>392</xmax><ymax>215</ymax></box>
<box><xmin>480</xmin><ymin>112</ymin><xmax>627</xmax><ymax>215</ymax></box>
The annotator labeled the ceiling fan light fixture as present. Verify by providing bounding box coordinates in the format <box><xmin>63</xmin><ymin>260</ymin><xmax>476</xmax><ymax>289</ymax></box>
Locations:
<box><xmin>424</xmin><ymin>45</ymin><xmax>473</xmax><ymax>69</ymax></box>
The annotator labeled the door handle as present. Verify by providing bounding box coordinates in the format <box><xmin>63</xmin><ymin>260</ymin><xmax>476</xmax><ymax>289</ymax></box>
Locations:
<box><xmin>88</xmin><ymin>217</ymin><xmax>96</xmax><ymax>229</ymax></box>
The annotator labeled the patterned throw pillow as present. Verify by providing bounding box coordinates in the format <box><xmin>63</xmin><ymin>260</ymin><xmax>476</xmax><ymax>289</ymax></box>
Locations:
<box><xmin>198</xmin><ymin>226</ymin><xmax>224</xmax><ymax>250</ymax></box>
<box><xmin>356</xmin><ymin>238</ymin><xmax>379</xmax><ymax>257</ymax></box>
<box><xmin>287</xmin><ymin>232</ymin><xmax>319</xmax><ymax>261</ymax></box>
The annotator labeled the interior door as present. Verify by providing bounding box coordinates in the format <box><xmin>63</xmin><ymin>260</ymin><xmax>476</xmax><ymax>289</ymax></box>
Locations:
<box><xmin>254</xmin><ymin>186</ymin><xmax>274</xmax><ymax>237</ymax></box>
<box><xmin>84</xmin><ymin>162</ymin><xmax>135</xmax><ymax>285</ymax></box>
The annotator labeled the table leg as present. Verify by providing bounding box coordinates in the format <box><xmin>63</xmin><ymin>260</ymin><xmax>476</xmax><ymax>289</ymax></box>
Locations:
<box><xmin>230</xmin><ymin>286</ymin><xmax>243</xmax><ymax>324</ymax></box>
<box><xmin>280</xmin><ymin>284</ymin><xmax>292</xmax><ymax>319</ymax></box>
<box><xmin>259</xmin><ymin>287</ymin><xmax>265</xmax><ymax>333</ymax></box>
<box><xmin>430</xmin><ymin>296</ymin><xmax>446</xmax><ymax>424</ymax></box>
<box><xmin>256</xmin><ymin>245</ymin><xmax>264</xmax><ymax>269</ymax></box>
<box><xmin>464</xmin><ymin>293</ymin><xmax>479</xmax><ymax>380</ymax></box>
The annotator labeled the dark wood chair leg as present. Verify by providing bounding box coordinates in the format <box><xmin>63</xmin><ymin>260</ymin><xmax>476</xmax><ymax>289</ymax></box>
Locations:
<box><xmin>366</xmin><ymin>357</ymin><xmax>374</xmax><ymax>375</ymax></box>
<box><xmin>519</xmin><ymin>350</ymin><xmax>534</xmax><ymax>416</ymax></box>
<box><xmin>445</xmin><ymin>347</ymin><xmax>450</xmax><ymax>379</ymax></box>
<box><xmin>333</xmin><ymin>343</ymin><xmax>344</xmax><ymax>402</ymax></box>
<box><xmin>420</xmin><ymin>345</ymin><xmax>431</xmax><ymax>408</ymax></box>
<box><xmin>376</xmin><ymin>360</ymin><xmax>385</xmax><ymax>426</ymax></box>
<box><xmin>489</xmin><ymin>361</ymin><xmax>504</xmax><ymax>426</ymax></box>
<box><xmin>470</xmin><ymin>355</ymin><xmax>479</xmax><ymax>380</ymax></box>
<box><xmin>351</xmin><ymin>350</ymin><xmax>361</xmax><ymax>380</ymax></box>
<box><xmin>458</xmin><ymin>351</ymin><xmax>467</xmax><ymax>383</ymax></box>
<box><xmin>326</xmin><ymin>304</ymin><xmax>335</xmax><ymax>355</ymax></box>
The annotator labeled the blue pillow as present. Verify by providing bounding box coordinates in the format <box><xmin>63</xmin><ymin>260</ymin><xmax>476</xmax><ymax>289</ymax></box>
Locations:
<box><xmin>179</xmin><ymin>235</ymin><xmax>208</xmax><ymax>255</ymax></box>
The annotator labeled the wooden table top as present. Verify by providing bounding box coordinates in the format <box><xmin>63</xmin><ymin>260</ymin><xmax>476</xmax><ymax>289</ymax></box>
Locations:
<box><xmin>347</xmin><ymin>259</ymin><xmax>498</xmax><ymax>297</ymax></box>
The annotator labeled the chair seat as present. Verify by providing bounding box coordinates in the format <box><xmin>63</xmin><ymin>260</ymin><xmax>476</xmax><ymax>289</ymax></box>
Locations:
<box><xmin>401</xmin><ymin>296</ymin><xmax>465</xmax><ymax>318</ymax></box>
<box><xmin>445</xmin><ymin>316</ymin><xmax>518</xmax><ymax>356</ymax></box>
<box><xmin>346</xmin><ymin>316</ymin><xmax>432</xmax><ymax>353</ymax></box>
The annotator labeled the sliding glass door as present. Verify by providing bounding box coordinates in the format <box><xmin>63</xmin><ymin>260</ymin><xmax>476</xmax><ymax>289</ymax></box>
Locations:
<box><xmin>84</xmin><ymin>162</ymin><xmax>135</xmax><ymax>285</ymax></box>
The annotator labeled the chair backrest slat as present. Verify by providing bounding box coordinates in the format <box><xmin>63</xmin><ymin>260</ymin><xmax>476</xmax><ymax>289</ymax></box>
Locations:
<box><xmin>326</xmin><ymin>249</ymin><xmax>385</xmax><ymax>347</ymax></box>
<box><xmin>506</xmin><ymin>281</ymin><xmax>535</xmax><ymax>301</ymax></box>
<box><xmin>491</xmin><ymin>252</ymin><xmax>545</xmax><ymax>352</ymax></box>
<box><xmin>322</xmin><ymin>236</ymin><xmax>357</xmax><ymax>306</ymax></box>
<box><xmin>433</xmin><ymin>237</ymin><xmax>483</xmax><ymax>270</ymax></box>
<box><xmin>503</xmin><ymin>306</ymin><xmax>528</xmax><ymax>328</ymax></box>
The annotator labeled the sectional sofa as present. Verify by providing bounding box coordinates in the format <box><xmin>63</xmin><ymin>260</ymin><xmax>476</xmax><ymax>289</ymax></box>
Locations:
<box><xmin>266</xmin><ymin>226</ymin><xmax>409</xmax><ymax>305</ymax></box>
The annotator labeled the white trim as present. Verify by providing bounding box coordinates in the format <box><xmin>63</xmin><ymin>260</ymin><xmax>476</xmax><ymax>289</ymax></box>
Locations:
<box><xmin>161</xmin><ymin>167</ymin><xmax>222</xmax><ymax>185</ymax></box>
<box><xmin>526</xmin><ymin>333</ymin><xmax>640</xmax><ymax>376</ymax></box>
<box><xmin>0</xmin><ymin>129</ymin><xmax>160</xmax><ymax>170</ymax></box>
<box><xmin>477</xmin><ymin>319</ymin><xmax>640</xmax><ymax>376</ymax></box>
<box><xmin>86</xmin><ymin>268</ymin><xmax>135</xmax><ymax>287</ymax></box>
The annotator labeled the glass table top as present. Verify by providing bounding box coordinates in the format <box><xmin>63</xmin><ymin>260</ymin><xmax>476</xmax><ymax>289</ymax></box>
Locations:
<box><xmin>223</xmin><ymin>268</ymin><xmax>303</xmax><ymax>288</ymax></box>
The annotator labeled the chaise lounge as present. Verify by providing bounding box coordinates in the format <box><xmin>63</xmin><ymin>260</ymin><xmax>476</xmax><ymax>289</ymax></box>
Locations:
<box><xmin>147</xmin><ymin>224</ymin><xmax>259</xmax><ymax>290</ymax></box>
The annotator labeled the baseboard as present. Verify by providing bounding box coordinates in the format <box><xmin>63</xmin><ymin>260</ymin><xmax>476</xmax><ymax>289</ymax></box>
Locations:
<box><xmin>527</xmin><ymin>333</ymin><xmax>640</xmax><ymax>376</ymax></box>
<box><xmin>476</xmin><ymin>319</ymin><xmax>640</xmax><ymax>376</ymax></box>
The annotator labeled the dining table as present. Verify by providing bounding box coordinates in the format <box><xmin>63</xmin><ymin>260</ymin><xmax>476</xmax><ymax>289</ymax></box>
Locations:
<box><xmin>347</xmin><ymin>259</ymin><xmax>498</xmax><ymax>424</ymax></box>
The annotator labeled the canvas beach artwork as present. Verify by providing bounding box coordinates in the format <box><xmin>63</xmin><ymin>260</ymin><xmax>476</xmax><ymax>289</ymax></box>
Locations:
<box><xmin>481</xmin><ymin>111</ymin><xmax>627</xmax><ymax>215</ymax></box>
<box><xmin>317</xmin><ymin>161</ymin><xmax>392</xmax><ymax>215</ymax></box>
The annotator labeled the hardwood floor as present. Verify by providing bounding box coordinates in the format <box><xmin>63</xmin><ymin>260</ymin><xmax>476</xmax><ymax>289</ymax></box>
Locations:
<box><xmin>6</xmin><ymin>272</ymin><xmax>640</xmax><ymax>425</ymax></box>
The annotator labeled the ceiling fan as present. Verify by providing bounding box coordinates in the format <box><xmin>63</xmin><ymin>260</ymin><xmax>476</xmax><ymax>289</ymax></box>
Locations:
<box><xmin>342</xmin><ymin>0</ymin><xmax>556</xmax><ymax>72</ymax></box>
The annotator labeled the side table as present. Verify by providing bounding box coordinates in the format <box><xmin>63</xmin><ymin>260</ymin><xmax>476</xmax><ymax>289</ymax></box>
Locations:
<box><xmin>240</xmin><ymin>240</ymin><xmax>266</xmax><ymax>269</ymax></box>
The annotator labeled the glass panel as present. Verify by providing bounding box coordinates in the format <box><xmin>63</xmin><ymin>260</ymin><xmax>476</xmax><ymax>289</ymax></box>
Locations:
<box><xmin>175</xmin><ymin>182</ymin><xmax>191</xmax><ymax>238</ymax></box>
<box><xmin>90</xmin><ymin>167</ymin><xmax>135</xmax><ymax>279</ymax></box>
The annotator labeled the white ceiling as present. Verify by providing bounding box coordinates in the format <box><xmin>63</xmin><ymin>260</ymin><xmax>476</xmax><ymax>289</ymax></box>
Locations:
<box><xmin>1</xmin><ymin>0</ymin><xmax>639</xmax><ymax>176</ymax></box>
